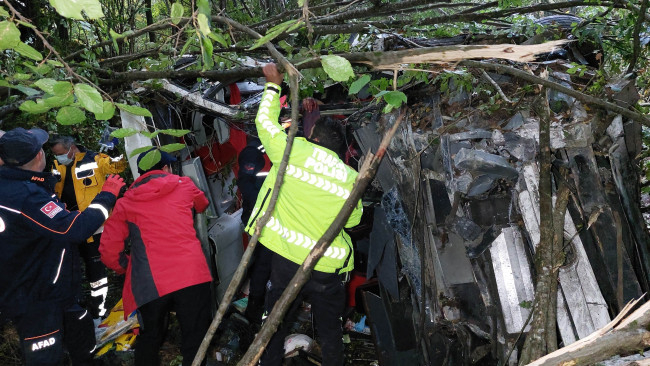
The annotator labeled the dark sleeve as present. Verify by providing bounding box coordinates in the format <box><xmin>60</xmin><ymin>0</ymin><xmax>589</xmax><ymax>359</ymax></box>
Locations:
<box><xmin>21</xmin><ymin>188</ymin><xmax>116</xmax><ymax>243</ymax></box>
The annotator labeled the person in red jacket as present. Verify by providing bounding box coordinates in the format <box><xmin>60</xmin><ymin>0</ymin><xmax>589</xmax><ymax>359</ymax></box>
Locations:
<box><xmin>99</xmin><ymin>148</ymin><xmax>212</xmax><ymax>366</ymax></box>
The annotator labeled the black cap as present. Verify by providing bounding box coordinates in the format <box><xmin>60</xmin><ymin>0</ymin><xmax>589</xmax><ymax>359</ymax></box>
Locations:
<box><xmin>0</xmin><ymin>128</ymin><xmax>49</xmax><ymax>166</ymax></box>
<box><xmin>136</xmin><ymin>147</ymin><xmax>177</xmax><ymax>174</ymax></box>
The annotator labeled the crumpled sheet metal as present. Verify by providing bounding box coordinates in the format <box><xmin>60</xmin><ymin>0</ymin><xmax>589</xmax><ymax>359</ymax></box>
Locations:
<box><xmin>381</xmin><ymin>188</ymin><xmax>421</xmax><ymax>296</ymax></box>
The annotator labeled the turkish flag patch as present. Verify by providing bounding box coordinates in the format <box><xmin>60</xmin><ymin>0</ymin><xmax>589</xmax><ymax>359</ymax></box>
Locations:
<box><xmin>40</xmin><ymin>201</ymin><xmax>63</xmax><ymax>218</ymax></box>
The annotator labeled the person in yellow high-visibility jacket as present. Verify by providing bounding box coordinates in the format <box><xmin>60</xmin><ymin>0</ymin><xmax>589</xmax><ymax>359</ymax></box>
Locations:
<box><xmin>245</xmin><ymin>64</ymin><xmax>362</xmax><ymax>366</ymax></box>
<box><xmin>51</xmin><ymin>135</ymin><xmax>126</xmax><ymax>323</ymax></box>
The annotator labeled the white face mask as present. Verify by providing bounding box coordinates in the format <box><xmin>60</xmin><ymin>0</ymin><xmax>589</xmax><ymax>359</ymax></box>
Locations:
<box><xmin>55</xmin><ymin>147</ymin><xmax>73</xmax><ymax>166</ymax></box>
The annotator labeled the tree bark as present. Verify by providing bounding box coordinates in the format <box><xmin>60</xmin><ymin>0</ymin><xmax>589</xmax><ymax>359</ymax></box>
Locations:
<box><xmin>145</xmin><ymin>0</ymin><xmax>156</xmax><ymax>43</ymax></box>
<box><xmin>626</xmin><ymin>0</ymin><xmax>649</xmax><ymax>74</ymax></box>
<box><xmin>519</xmin><ymin>88</ymin><xmax>554</xmax><ymax>365</ymax></box>
<box><xmin>519</xmin><ymin>84</ymin><xmax>572</xmax><ymax>364</ymax></box>
<box><xmin>527</xmin><ymin>299</ymin><xmax>650</xmax><ymax>366</ymax></box>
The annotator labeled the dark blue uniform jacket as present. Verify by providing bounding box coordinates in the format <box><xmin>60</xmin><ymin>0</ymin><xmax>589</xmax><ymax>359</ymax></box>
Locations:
<box><xmin>0</xmin><ymin>166</ymin><xmax>116</xmax><ymax>318</ymax></box>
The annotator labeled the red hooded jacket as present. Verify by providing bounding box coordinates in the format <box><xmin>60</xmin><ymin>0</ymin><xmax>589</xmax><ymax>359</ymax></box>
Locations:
<box><xmin>100</xmin><ymin>170</ymin><xmax>212</xmax><ymax>317</ymax></box>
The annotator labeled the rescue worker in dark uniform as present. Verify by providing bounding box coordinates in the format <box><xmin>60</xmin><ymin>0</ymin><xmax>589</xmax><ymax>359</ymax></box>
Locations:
<box><xmin>0</xmin><ymin>127</ymin><xmax>125</xmax><ymax>366</ymax></box>
<box><xmin>50</xmin><ymin>135</ymin><xmax>127</xmax><ymax>322</ymax></box>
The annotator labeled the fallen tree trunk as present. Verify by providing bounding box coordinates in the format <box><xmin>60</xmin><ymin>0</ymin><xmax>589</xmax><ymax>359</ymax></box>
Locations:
<box><xmin>97</xmin><ymin>40</ymin><xmax>567</xmax><ymax>84</ymax></box>
<box><xmin>527</xmin><ymin>298</ymin><xmax>650</xmax><ymax>366</ymax></box>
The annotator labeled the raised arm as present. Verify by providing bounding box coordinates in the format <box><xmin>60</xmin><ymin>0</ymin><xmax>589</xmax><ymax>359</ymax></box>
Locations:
<box><xmin>255</xmin><ymin>63</ymin><xmax>288</xmax><ymax>164</ymax></box>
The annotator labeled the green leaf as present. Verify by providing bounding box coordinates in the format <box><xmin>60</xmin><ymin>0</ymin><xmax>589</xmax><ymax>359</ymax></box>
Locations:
<box><xmin>16</xmin><ymin>20</ymin><xmax>36</xmax><ymax>29</ymax></box>
<box><xmin>74</xmin><ymin>83</ymin><xmax>103</xmax><ymax>114</ymax></box>
<box><xmin>49</xmin><ymin>0</ymin><xmax>104</xmax><ymax>20</ymax></box>
<box><xmin>159</xmin><ymin>129</ymin><xmax>190</xmax><ymax>137</ymax></box>
<box><xmin>349</xmin><ymin>74</ymin><xmax>371</xmax><ymax>95</ymax></box>
<box><xmin>43</xmin><ymin>93</ymin><xmax>74</xmax><ymax>108</ymax></box>
<box><xmin>248</xmin><ymin>19</ymin><xmax>298</xmax><ymax>50</ymax></box>
<box><xmin>321</xmin><ymin>55</ymin><xmax>354</xmax><ymax>82</ymax></box>
<box><xmin>109</xmin><ymin>29</ymin><xmax>124</xmax><ymax>39</ymax></box>
<box><xmin>0</xmin><ymin>7</ymin><xmax>9</xmax><ymax>18</ymax></box>
<box><xmin>52</xmin><ymin>81</ymin><xmax>73</xmax><ymax>96</ymax></box>
<box><xmin>25</xmin><ymin>63</ymin><xmax>52</xmax><ymax>75</ymax></box>
<box><xmin>201</xmin><ymin>37</ymin><xmax>214</xmax><ymax>70</ymax></box>
<box><xmin>14</xmin><ymin>85</ymin><xmax>40</xmax><ymax>96</ymax></box>
<box><xmin>197</xmin><ymin>13</ymin><xmax>211</xmax><ymax>36</ymax></box>
<box><xmin>94</xmin><ymin>101</ymin><xmax>115</xmax><ymax>121</ymax></box>
<box><xmin>13</xmin><ymin>73</ymin><xmax>31</xmax><ymax>80</ymax></box>
<box><xmin>383</xmin><ymin>90</ymin><xmax>407</xmax><ymax>108</ymax></box>
<box><xmin>140</xmin><ymin>130</ymin><xmax>160</xmax><ymax>139</ymax></box>
<box><xmin>19</xmin><ymin>100</ymin><xmax>51</xmax><ymax>114</ymax></box>
<box><xmin>56</xmin><ymin>106</ymin><xmax>86</xmax><ymax>125</ymax></box>
<box><xmin>0</xmin><ymin>21</ymin><xmax>21</xmax><ymax>50</ymax></box>
<box><xmin>109</xmin><ymin>29</ymin><xmax>123</xmax><ymax>53</ymax></box>
<box><xmin>115</xmin><ymin>103</ymin><xmax>152</xmax><ymax>117</ymax></box>
<box><xmin>298</xmin><ymin>0</ymin><xmax>305</xmax><ymax>6</ymax></box>
<box><xmin>208</xmin><ymin>31</ymin><xmax>227</xmax><ymax>47</ymax></box>
<box><xmin>14</xmin><ymin>42</ymin><xmax>43</xmax><ymax>61</ymax></box>
<box><xmin>0</xmin><ymin>79</ymin><xmax>10</xmax><ymax>87</ymax></box>
<box><xmin>111</xmin><ymin>128</ymin><xmax>139</xmax><ymax>138</ymax></box>
<box><xmin>47</xmin><ymin>60</ymin><xmax>64</xmax><ymax>67</ymax></box>
<box><xmin>197</xmin><ymin>0</ymin><xmax>210</xmax><ymax>16</ymax></box>
<box><xmin>170</xmin><ymin>3</ymin><xmax>184</xmax><ymax>24</ymax></box>
<box><xmin>160</xmin><ymin>143</ymin><xmax>185</xmax><ymax>153</ymax></box>
<box><xmin>278</xmin><ymin>40</ymin><xmax>293</xmax><ymax>53</ymax></box>
<box><xmin>286</xmin><ymin>20</ymin><xmax>304</xmax><ymax>33</ymax></box>
<box><xmin>383</xmin><ymin>104</ymin><xmax>395</xmax><ymax>114</ymax></box>
<box><xmin>129</xmin><ymin>145</ymin><xmax>154</xmax><ymax>158</ymax></box>
<box><xmin>180</xmin><ymin>35</ymin><xmax>196</xmax><ymax>56</ymax></box>
<box><xmin>138</xmin><ymin>149</ymin><xmax>161</xmax><ymax>172</ymax></box>
<box><xmin>34</xmin><ymin>78</ymin><xmax>58</xmax><ymax>94</ymax></box>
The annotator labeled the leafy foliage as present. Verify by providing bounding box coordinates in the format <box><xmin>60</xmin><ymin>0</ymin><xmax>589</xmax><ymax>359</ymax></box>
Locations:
<box><xmin>0</xmin><ymin>0</ymin><xmax>647</xmax><ymax>172</ymax></box>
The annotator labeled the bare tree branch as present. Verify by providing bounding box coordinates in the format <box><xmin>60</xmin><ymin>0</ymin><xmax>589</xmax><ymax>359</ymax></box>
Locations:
<box><xmin>308</xmin><ymin>1</ymin><xmax>618</xmax><ymax>35</ymax></box>
<box><xmin>626</xmin><ymin>0</ymin><xmax>649</xmax><ymax>74</ymax></box>
<box><xmin>459</xmin><ymin>60</ymin><xmax>650</xmax><ymax>126</ymax></box>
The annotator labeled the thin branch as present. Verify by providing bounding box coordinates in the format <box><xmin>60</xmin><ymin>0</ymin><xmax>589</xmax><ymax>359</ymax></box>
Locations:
<box><xmin>249</xmin><ymin>0</ymin><xmax>357</xmax><ymax>30</ymax></box>
<box><xmin>237</xmin><ymin>109</ymin><xmax>406</xmax><ymax>366</ymax></box>
<box><xmin>316</xmin><ymin>0</ymin><xmax>462</xmax><ymax>24</ymax></box>
<box><xmin>481</xmin><ymin>69</ymin><xmax>514</xmax><ymax>103</ymax></box>
<box><xmin>307</xmin><ymin>0</ymin><xmax>619</xmax><ymax>35</ymax></box>
<box><xmin>459</xmin><ymin>60</ymin><xmax>650</xmax><ymax>126</ymax></box>
<box><xmin>626</xmin><ymin>0</ymin><xmax>649</xmax><ymax>74</ymax></box>
<box><xmin>99</xmin><ymin>47</ymin><xmax>163</xmax><ymax>66</ymax></box>
<box><xmin>64</xmin><ymin>17</ymin><xmax>184</xmax><ymax>61</ymax></box>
